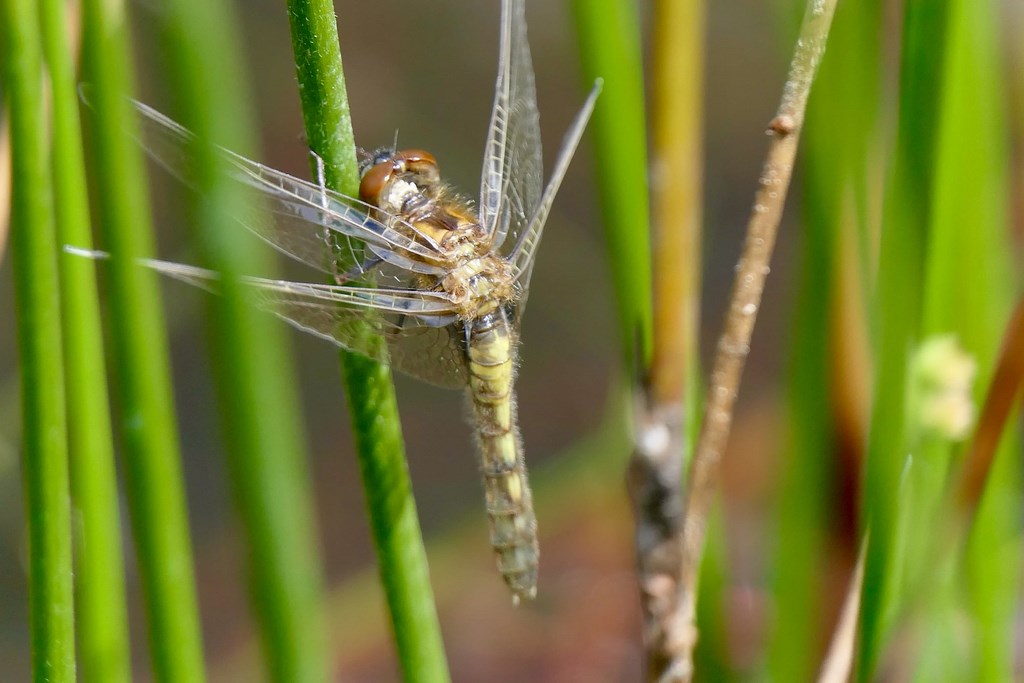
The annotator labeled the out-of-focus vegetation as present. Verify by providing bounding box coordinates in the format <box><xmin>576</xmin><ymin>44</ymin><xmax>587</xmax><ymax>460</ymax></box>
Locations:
<box><xmin>0</xmin><ymin>0</ymin><xmax>1020</xmax><ymax>681</ymax></box>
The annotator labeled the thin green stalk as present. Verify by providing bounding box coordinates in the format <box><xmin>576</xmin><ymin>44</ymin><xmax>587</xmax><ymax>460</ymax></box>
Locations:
<box><xmin>284</xmin><ymin>2</ymin><xmax>449</xmax><ymax>681</ymax></box>
<box><xmin>79</xmin><ymin>0</ymin><xmax>207</xmax><ymax>680</ymax></box>
<box><xmin>571</xmin><ymin>0</ymin><xmax>653</xmax><ymax>368</ymax></box>
<box><xmin>1</xmin><ymin>0</ymin><xmax>75</xmax><ymax>679</ymax></box>
<box><xmin>155</xmin><ymin>0</ymin><xmax>329</xmax><ymax>679</ymax></box>
<box><xmin>38</xmin><ymin>0</ymin><xmax>131</xmax><ymax>679</ymax></box>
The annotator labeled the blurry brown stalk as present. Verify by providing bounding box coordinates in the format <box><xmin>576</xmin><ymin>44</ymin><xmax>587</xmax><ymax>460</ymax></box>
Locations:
<box><xmin>626</xmin><ymin>0</ymin><xmax>703</xmax><ymax>679</ymax></box>
<box><xmin>630</xmin><ymin>0</ymin><xmax>839</xmax><ymax>680</ymax></box>
<box><xmin>816</xmin><ymin>536</ymin><xmax>867</xmax><ymax>683</ymax></box>
<box><xmin>955</xmin><ymin>295</ymin><xmax>1024</xmax><ymax>519</ymax></box>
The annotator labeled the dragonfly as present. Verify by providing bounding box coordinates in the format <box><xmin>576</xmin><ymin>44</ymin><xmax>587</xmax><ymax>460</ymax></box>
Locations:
<box><xmin>76</xmin><ymin>0</ymin><xmax>600</xmax><ymax>603</ymax></box>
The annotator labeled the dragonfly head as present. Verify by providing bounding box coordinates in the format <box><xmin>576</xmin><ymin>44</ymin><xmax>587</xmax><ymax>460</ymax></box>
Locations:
<box><xmin>358</xmin><ymin>147</ymin><xmax>441</xmax><ymax>214</ymax></box>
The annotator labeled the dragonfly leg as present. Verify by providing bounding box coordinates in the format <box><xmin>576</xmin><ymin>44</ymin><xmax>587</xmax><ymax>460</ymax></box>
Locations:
<box><xmin>309</xmin><ymin>148</ymin><xmax>328</xmax><ymax>189</ymax></box>
<box><xmin>336</xmin><ymin>255</ymin><xmax>384</xmax><ymax>285</ymax></box>
<box><xmin>307</xmin><ymin>148</ymin><xmax>349</xmax><ymax>284</ymax></box>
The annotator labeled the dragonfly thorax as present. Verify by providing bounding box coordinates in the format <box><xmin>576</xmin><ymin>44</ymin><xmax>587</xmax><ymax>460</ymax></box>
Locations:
<box><xmin>442</xmin><ymin>253</ymin><xmax>517</xmax><ymax>320</ymax></box>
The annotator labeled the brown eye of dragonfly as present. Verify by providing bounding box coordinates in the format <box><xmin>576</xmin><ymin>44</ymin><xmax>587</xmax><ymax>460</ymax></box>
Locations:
<box><xmin>397</xmin><ymin>149</ymin><xmax>441</xmax><ymax>186</ymax></box>
<box><xmin>358</xmin><ymin>159</ymin><xmax>395</xmax><ymax>205</ymax></box>
<box><xmin>394</xmin><ymin>148</ymin><xmax>436</xmax><ymax>167</ymax></box>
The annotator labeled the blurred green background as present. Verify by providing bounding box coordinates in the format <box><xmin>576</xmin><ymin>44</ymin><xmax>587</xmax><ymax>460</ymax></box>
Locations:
<box><xmin>2</xmin><ymin>0</ymin><xmax>1022</xmax><ymax>680</ymax></box>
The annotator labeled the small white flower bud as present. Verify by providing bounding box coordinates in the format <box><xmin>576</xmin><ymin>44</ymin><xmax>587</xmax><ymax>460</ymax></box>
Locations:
<box><xmin>910</xmin><ymin>335</ymin><xmax>977</xmax><ymax>441</ymax></box>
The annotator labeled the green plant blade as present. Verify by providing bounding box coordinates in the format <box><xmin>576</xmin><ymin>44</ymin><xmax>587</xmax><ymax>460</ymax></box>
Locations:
<box><xmin>856</xmin><ymin>1</ymin><xmax>949</xmax><ymax>676</ymax></box>
<box><xmin>150</xmin><ymin>0</ymin><xmax>331</xmax><ymax>679</ymax></box>
<box><xmin>924</xmin><ymin>0</ymin><xmax>1020</xmax><ymax>678</ymax></box>
<box><xmin>1</xmin><ymin>0</ymin><xmax>75</xmax><ymax>679</ymax></box>
<box><xmin>37</xmin><ymin>0</ymin><xmax>131</xmax><ymax>679</ymax></box>
<box><xmin>79</xmin><ymin>0</ymin><xmax>207</xmax><ymax>679</ymax></box>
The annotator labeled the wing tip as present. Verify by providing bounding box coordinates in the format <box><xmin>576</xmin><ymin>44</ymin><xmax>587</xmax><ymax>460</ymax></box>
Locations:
<box><xmin>64</xmin><ymin>245</ymin><xmax>110</xmax><ymax>260</ymax></box>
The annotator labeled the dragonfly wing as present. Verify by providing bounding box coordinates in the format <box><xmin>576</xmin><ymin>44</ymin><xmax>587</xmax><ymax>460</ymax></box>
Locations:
<box><xmin>141</xmin><ymin>258</ymin><xmax>469</xmax><ymax>389</ymax></box>
<box><xmin>131</xmin><ymin>100</ymin><xmax>447</xmax><ymax>285</ymax></box>
<box><xmin>480</xmin><ymin>0</ymin><xmax>543</xmax><ymax>254</ymax></box>
<box><xmin>509</xmin><ymin>81</ymin><xmax>601</xmax><ymax>294</ymax></box>
<box><xmin>387</xmin><ymin>323</ymin><xmax>469</xmax><ymax>389</ymax></box>
<box><xmin>496</xmin><ymin>0</ymin><xmax>543</xmax><ymax>252</ymax></box>
<box><xmin>230</xmin><ymin>156</ymin><xmax>448</xmax><ymax>275</ymax></box>
<box><xmin>479</xmin><ymin>0</ymin><xmax>514</xmax><ymax>236</ymax></box>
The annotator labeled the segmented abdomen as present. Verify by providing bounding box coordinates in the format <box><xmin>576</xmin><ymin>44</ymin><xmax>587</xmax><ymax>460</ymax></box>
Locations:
<box><xmin>466</xmin><ymin>310</ymin><xmax>537</xmax><ymax>602</ymax></box>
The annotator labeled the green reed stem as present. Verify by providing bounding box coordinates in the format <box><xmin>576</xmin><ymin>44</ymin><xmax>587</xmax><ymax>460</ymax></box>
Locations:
<box><xmin>285</xmin><ymin>1</ymin><xmax>450</xmax><ymax>681</ymax></box>
<box><xmin>156</xmin><ymin>0</ymin><xmax>330</xmax><ymax>679</ymax></box>
<box><xmin>38</xmin><ymin>0</ymin><xmax>131</xmax><ymax>680</ymax></box>
<box><xmin>79</xmin><ymin>0</ymin><xmax>207</xmax><ymax>679</ymax></box>
<box><xmin>1</xmin><ymin>0</ymin><xmax>75</xmax><ymax>680</ymax></box>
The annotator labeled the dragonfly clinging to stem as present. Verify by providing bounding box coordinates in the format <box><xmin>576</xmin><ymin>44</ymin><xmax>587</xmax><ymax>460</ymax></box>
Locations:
<box><xmin>73</xmin><ymin>0</ymin><xmax>600</xmax><ymax>603</ymax></box>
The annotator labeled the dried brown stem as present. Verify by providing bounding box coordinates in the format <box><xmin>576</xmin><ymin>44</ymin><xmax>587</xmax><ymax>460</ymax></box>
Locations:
<box><xmin>671</xmin><ymin>1</ymin><xmax>838</xmax><ymax>679</ymax></box>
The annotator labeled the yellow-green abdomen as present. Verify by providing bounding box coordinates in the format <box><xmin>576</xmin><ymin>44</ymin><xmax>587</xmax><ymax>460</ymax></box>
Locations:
<box><xmin>466</xmin><ymin>310</ymin><xmax>537</xmax><ymax>602</ymax></box>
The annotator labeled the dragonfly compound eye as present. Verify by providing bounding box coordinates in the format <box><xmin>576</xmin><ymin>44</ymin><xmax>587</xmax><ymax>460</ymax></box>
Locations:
<box><xmin>358</xmin><ymin>159</ymin><xmax>396</xmax><ymax>206</ymax></box>
<box><xmin>395</xmin><ymin>148</ymin><xmax>441</xmax><ymax>186</ymax></box>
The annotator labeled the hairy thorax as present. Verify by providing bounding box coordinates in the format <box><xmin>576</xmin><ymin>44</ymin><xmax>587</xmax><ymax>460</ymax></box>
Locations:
<box><xmin>359</xmin><ymin>149</ymin><xmax>519</xmax><ymax>321</ymax></box>
<box><xmin>426</xmin><ymin>208</ymin><xmax>515</xmax><ymax>321</ymax></box>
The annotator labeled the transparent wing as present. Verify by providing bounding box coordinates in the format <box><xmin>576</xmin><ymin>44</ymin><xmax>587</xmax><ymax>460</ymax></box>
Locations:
<box><xmin>131</xmin><ymin>100</ymin><xmax>448</xmax><ymax>287</ymax></box>
<box><xmin>142</xmin><ymin>258</ymin><xmax>469</xmax><ymax>389</ymax></box>
<box><xmin>384</xmin><ymin>324</ymin><xmax>469</xmax><ymax>390</ymax></box>
<box><xmin>479</xmin><ymin>0</ymin><xmax>543</xmax><ymax>254</ymax></box>
<box><xmin>494</xmin><ymin>0</ymin><xmax>543</xmax><ymax>254</ymax></box>
<box><xmin>510</xmin><ymin>80</ymin><xmax>602</xmax><ymax>296</ymax></box>
<box><xmin>478</xmin><ymin>0</ymin><xmax>513</xmax><ymax>235</ymax></box>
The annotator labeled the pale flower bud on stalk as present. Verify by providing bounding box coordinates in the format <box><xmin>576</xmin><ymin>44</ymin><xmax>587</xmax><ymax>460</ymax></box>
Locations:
<box><xmin>910</xmin><ymin>335</ymin><xmax>977</xmax><ymax>441</ymax></box>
